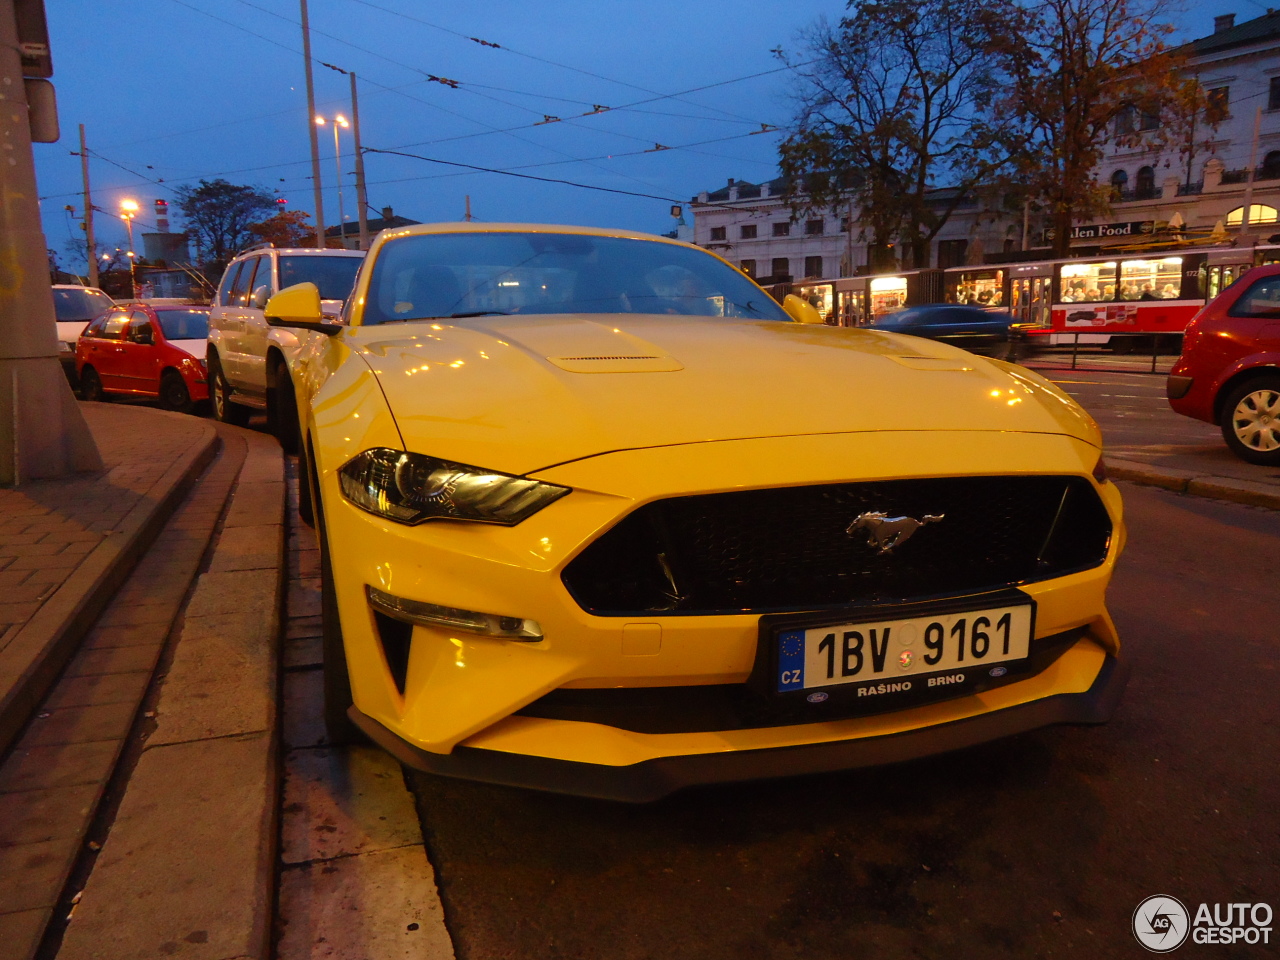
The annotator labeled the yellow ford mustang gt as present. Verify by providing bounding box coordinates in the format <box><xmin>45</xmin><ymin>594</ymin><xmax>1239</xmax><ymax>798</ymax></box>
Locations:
<box><xmin>268</xmin><ymin>222</ymin><xmax>1127</xmax><ymax>802</ymax></box>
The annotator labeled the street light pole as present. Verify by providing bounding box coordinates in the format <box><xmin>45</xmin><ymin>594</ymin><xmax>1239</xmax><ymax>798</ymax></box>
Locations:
<box><xmin>79</xmin><ymin>124</ymin><xmax>98</xmax><ymax>288</ymax></box>
<box><xmin>299</xmin><ymin>0</ymin><xmax>325</xmax><ymax>247</ymax></box>
<box><xmin>120</xmin><ymin>199</ymin><xmax>138</xmax><ymax>297</ymax></box>
<box><xmin>0</xmin><ymin>0</ymin><xmax>102</xmax><ymax>483</ymax></box>
<box><xmin>350</xmin><ymin>71</ymin><xmax>370</xmax><ymax>250</ymax></box>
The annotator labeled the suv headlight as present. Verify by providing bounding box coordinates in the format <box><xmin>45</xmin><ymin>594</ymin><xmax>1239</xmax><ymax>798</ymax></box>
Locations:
<box><xmin>338</xmin><ymin>447</ymin><xmax>569</xmax><ymax>525</ymax></box>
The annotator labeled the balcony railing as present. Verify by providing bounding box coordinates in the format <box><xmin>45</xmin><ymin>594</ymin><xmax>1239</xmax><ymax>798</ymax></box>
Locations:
<box><xmin>1177</xmin><ymin>181</ymin><xmax>1203</xmax><ymax>196</ymax></box>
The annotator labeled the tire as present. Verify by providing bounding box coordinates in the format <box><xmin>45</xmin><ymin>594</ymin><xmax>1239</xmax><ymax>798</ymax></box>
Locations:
<box><xmin>313</xmin><ymin>447</ymin><xmax>365</xmax><ymax>744</ymax></box>
<box><xmin>158</xmin><ymin>369</ymin><xmax>195</xmax><ymax>414</ymax></box>
<box><xmin>79</xmin><ymin>367</ymin><xmax>107</xmax><ymax>402</ymax></box>
<box><xmin>297</xmin><ymin>438</ymin><xmax>315</xmax><ymax>528</ymax></box>
<box><xmin>1220</xmin><ymin>374</ymin><xmax>1280</xmax><ymax>466</ymax></box>
<box><xmin>268</xmin><ymin>360</ymin><xmax>300</xmax><ymax>455</ymax></box>
<box><xmin>208</xmin><ymin>352</ymin><xmax>251</xmax><ymax>426</ymax></box>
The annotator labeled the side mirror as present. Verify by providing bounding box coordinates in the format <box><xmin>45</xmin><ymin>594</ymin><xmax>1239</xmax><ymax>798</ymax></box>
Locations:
<box><xmin>251</xmin><ymin>284</ymin><xmax>271</xmax><ymax>309</ymax></box>
<box><xmin>782</xmin><ymin>294</ymin><xmax>824</xmax><ymax>324</ymax></box>
<box><xmin>264</xmin><ymin>282</ymin><xmax>342</xmax><ymax>335</ymax></box>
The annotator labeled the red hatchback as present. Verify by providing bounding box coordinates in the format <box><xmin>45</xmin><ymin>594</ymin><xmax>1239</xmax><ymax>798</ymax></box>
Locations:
<box><xmin>1168</xmin><ymin>263</ymin><xmax>1280</xmax><ymax>464</ymax></box>
<box><xmin>76</xmin><ymin>303</ymin><xmax>211</xmax><ymax>413</ymax></box>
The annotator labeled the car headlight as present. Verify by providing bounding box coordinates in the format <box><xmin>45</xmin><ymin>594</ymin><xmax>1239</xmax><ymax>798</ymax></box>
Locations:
<box><xmin>338</xmin><ymin>447</ymin><xmax>569</xmax><ymax>525</ymax></box>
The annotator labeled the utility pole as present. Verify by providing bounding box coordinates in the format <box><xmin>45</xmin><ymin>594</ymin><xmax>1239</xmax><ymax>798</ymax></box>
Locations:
<box><xmin>300</xmin><ymin>0</ymin><xmax>325</xmax><ymax>247</ymax></box>
<box><xmin>349</xmin><ymin>71</ymin><xmax>370</xmax><ymax>250</ymax></box>
<box><xmin>0</xmin><ymin>0</ymin><xmax>102</xmax><ymax>483</ymax></box>
<box><xmin>1240</xmin><ymin>105</ymin><xmax>1263</xmax><ymax>242</ymax></box>
<box><xmin>78</xmin><ymin>124</ymin><xmax>97</xmax><ymax>287</ymax></box>
<box><xmin>465</xmin><ymin>195</ymin><xmax>472</xmax><ymax>222</ymax></box>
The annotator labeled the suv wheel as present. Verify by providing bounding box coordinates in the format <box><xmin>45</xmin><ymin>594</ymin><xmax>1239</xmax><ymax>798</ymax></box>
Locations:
<box><xmin>208</xmin><ymin>352</ymin><xmax>251</xmax><ymax>426</ymax></box>
<box><xmin>1221</xmin><ymin>373</ymin><xmax>1280</xmax><ymax>465</ymax></box>
<box><xmin>268</xmin><ymin>360</ymin><xmax>300</xmax><ymax>455</ymax></box>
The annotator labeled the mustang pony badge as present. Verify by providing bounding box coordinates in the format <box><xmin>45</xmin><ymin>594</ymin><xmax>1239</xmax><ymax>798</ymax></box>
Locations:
<box><xmin>847</xmin><ymin>511</ymin><xmax>944</xmax><ymax>554</ymax></box>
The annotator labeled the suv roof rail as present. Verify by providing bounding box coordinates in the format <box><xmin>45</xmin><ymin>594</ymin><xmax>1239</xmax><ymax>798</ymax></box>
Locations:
<box><xmin>240</xmin><ymin>241</ymin><xmax>275</xmax><ymax>253</ymax></box>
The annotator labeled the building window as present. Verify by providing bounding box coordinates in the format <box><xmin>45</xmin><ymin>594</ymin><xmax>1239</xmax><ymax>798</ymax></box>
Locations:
<box><xmin>1207</xmin><ymin>86</ymin><xmax>1230</xmax><ymax>122</ymax></box>
<box><xmin>1115</xmin><ymin>105</ymin><xmax>1135</xmax><ymax>136</ymax></box>
<box><xmin>740</xmin><ymin>259</ymin><xmax>756</xmax><ymax>276</ymax></box>
<box><xmin>804</xmin><ymin>256</ymin><xmax>823</xmax><ymax>278</ymax></box>
<box><xmin>709</xmin><ymin>226</ymin><xmax>726</xmax><ymax>241</ymax></box>
<box><xmin>771</xmin><ymin>257</ymin><xmax>790</xmax><ymax>279</ymax></box>
<box><xmin>1226</xmin><ymin>204</ymin><xmax>1279</xmax><ymax>226</ymax></box>
<box><xmin>805</xmin><ymin>219</ymin><xmax>824</xmax><ymax>236</ymax></box>
<box><xmin>1110</xmin><ymin>169</ymin><xmax>1129</xmax><ymax>200</ymax></box>
<box><xmin>840</xmin><ymin>217</ymin><xmax>851</xmax><ymax>232</ymax></box>
<box><xmin>1135</xmin><ymin>166</ymin><xmax>1156</xmax><ymax>200</ymax></box>
<box><xmin>1263</xmin><ymin>151</ymin><xmax>1280</xmax><ymax>179</ymax></box>
<box><xmin>772</xmin><ymin>221</ymin><xmax>791</xmax><ymax>237</ymax></box>
<box><xmin>937</xmin><ymin>239</ymin><xmax>968</xmax><ymax>269</ymax></box>
<box><xmin>740</xmin><ymin>224</ymin><xmax>757</xmax><ymax>240</ymax></box>
<box><xmin>1270</xmin><ymin>77</ymin><xmax>1280</xmax><ymax>111</ymax></box>
<box><xmin>1139</xmin><ymin>109</ymin><xmax>1160</xmax><ymax>131</ymax></box>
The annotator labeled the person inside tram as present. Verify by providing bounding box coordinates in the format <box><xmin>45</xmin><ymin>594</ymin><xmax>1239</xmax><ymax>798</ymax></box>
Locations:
<box><xmin>1120</xmin><ymin>282</ymin><xmax>1139</xmax><ymax>300</ymax></box>
<box><xmin>1159</xmin><ymin>282</ymin><xmax>1178</xmax><ymax>299</ymax></box>
<box><xmin>1102</xmin><ymin>283</ymin><xmax>1116</xmax><ymax>299</ymax></box>
<box><xmin>1139</xmin><ymin>282</ymin><xmax>1156</xmax><ymax>300</ymax></box>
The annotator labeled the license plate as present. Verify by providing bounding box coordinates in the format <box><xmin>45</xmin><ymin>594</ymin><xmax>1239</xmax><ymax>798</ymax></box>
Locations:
<box><xmin>775</xmin><ymin>603</ymin><xmax>1033</xmax><ymax>693</ymax></box>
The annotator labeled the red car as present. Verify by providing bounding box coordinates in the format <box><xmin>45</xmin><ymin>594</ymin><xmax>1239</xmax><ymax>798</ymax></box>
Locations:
<box><xmin>76</xmin><ymin>302</ymin><xmax>210</xmax><ymax>413</ymax></box>
<box><xmin>1168</xmin><ymin>263</ymin><xmax>1280</xmax><ymax>465</ymax></box>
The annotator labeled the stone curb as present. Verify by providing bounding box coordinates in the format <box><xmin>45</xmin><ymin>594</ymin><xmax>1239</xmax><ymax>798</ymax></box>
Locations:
<box><xmin>0</xmin><ymin>416</ymin><xmax>218</xmax><ymax>757</ymax></box>
<box><xmin>1108</xmin><ymin>459</ymin><xmax>1280</xmax><ymax>510</ymax></box>
<box><xmin>57</xmin><ymin>429</ymin><xmax>285</xmax><ymax>960</ymax></box>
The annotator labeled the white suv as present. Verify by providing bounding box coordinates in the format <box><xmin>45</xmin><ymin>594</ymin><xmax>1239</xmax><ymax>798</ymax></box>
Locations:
<box><xmin>207</xmin><ymin>245</ymin><xmax>364</xmax><ymax>449</ymax></box>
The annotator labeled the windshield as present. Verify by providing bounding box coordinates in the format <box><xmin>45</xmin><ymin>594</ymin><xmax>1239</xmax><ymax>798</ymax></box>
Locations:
<box><xmin>156</xmin><ymin>309</ymin><xmax>210</xmax><ymax>340</ymax></box>
<box><xmin>53</xmin><ymin>287</ymin><xmax>114</xmax><ymax>322</ymax></box>
<box><xmin>278</xmin><ymin>255</ymin><xmax>364</xmax><ymax>301</ymax></box>
<box><xmin>361</xmin><ymin>232</ymin><xmax>789</xmax><ymax>325</ymax></box>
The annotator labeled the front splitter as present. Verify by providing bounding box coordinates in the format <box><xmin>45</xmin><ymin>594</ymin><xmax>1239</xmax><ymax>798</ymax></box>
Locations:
<box><xmin>349</xmin><ymin>653</ymin><xmax>1129</xmax><ymax>803</ymax></box>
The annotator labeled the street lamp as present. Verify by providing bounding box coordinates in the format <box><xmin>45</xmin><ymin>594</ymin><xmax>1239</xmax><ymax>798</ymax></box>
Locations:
<box><xmin>315</xmin><ymin>114</ymin><xmax>350</xmax><ymax>246</ymax></box>
<box><xmin>120</xmin><ymin>198</ymin><xmax>139</xmax><ymax>297</ymax></box>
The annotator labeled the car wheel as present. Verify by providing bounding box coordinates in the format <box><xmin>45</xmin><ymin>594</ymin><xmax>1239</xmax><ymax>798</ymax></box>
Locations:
<box><xmin>269</xmin><ymin>361</ymin><xmax>300</xmax><ymax>455</ymax></box>
<box><xmin>158</xmin><ymin>369</ymin><xmax>195</xmax><ymax>414</ymax></box>
<box><xmin>313</xmin><ymin>449</ymin><xmax>365</xmax><ymax>744</ymax></box>
<box><xmin>1221</xmin><ymin>374</ymin><xmax>1280</xmax><ymax>466</ymax></box>
<box><xmin>208</xmin><ymin>353</ymin><xmax>251</xmax><ymax>426</ymax></box>
<box><xmin>79</xmin><ymin>367</ymin><xmax>107</xmax><ymax>402</ymax></box>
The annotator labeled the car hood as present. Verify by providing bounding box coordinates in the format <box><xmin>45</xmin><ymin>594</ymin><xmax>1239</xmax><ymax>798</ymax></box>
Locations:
<box><xmin>346</xmin><ymin>314</ymin><xmax>1099</xmax><ymax>475</ymax></box>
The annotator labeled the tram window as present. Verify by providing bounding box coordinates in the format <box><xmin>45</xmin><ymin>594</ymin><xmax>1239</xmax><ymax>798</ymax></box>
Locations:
<box><xmin>1119</xmin><ymin>257</ymin><xmax>1182</xmax><ymax>300</ymax></box>
<box><xmin>869</xmin><ymin>276</ymin><xmax>908</xmax><ymax>316</ymax></box>
<box><xmin>952</xmin><ymin>270</ymin><xmax>1005</xmax><ymax>306</ymax></box>
<box><xmin>1059</xmin><ymin>261</ymin><xmax>1116</xmax><ymax>302</ymax></box>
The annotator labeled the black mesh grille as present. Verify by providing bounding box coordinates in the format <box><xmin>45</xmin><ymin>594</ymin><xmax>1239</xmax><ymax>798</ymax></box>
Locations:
<box><xmin>561</xmin><ymin>476</ymin><xmax>1112</xmax><ymax>615</ymax></box>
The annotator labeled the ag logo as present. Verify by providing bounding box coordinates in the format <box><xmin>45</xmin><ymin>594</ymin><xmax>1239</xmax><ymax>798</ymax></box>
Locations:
<box><xmin>1133</xmin><ymin>895</ymin><xmax>1190</xmax><ymax>952</ymax></box>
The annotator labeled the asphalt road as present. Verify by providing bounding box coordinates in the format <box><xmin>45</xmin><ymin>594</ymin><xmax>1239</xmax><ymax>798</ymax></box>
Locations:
<box><xmin>399</xmin><ymin>371</ymin><xmax>1279</xmax><ymax>960</ymax></box>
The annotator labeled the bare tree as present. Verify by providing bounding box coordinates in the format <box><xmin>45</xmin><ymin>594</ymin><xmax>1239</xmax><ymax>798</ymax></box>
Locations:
<box><xmin>777</xmin><ymin>0</ymin><xmax>1018</xmax><ymax>270</ymax></box>
<box><xmin>173</xmin><ymin>179</ymin><xmax>277</xmax><ymax>269</ymax></box>
<box><xmin>993</xmin><ymin>0</ymin><xmax>1188</xmax><ymax>257</ymax></box>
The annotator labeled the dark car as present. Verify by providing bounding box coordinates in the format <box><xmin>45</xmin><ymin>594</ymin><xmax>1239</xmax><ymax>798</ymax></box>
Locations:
<box><xmin>1167</xmin><ymin>264</ymin><xmax>1280</xmax><ymax>465</ymax></box>
<box><xmin>76</xmin><ymin>302</ymin><xmax>211</xmax><ymax>413</ymax></box>
<box><xmin>871</xmin><ymin>304</ymin><xmax>1018</xmax><ymax>356</ymax></box>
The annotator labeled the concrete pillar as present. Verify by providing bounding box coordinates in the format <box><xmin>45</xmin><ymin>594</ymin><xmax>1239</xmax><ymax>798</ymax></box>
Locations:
<box><xmin>0</xmin><ymin>0</ymin><xmax>102</xmax><ymax>484</ymax></box>
<box><xmin>1204</xmin><ymin>158</ymin><xmax>1224</xmax><ymax>190</ymax></box>
<box><xmin>1161</xmin><ymin>175</ymin><xmax>1181</xmax><ymax>200</ymax></box>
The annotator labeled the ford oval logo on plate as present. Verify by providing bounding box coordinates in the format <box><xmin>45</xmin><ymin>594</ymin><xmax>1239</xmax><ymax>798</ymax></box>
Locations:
<box><xmin>806</xmin><ymin>691</ymin><xmax>829</xmax><ymax>703</ymax></box>
<box><xmin>989</xmin><ymin>666</ymin><xmax>1007</xmax><ymax>678</ymax></box>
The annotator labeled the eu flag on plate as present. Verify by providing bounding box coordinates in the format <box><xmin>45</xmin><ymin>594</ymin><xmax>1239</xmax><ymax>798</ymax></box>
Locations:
<box><xmin>777</xmin><ymin>630</ymin><xmax>805</xmax><ymax>692</ymax></box>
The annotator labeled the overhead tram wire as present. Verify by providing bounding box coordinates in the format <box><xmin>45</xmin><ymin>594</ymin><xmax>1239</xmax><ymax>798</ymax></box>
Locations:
<box><xmin>363</xmin><ymin>147</ymin><xmax>783</xmax><ymax>213</ymax></box>
<box><xmin>342</xmin><ymin>0</ymin><xmax>785</xmax><ymax>126</ymax></box>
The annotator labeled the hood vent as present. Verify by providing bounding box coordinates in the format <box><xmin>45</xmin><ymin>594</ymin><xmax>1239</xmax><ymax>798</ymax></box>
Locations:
<box><xmin>547</xmin><ymin>354</ymin><xmax>684</xmax><ymax>373</ymax></box>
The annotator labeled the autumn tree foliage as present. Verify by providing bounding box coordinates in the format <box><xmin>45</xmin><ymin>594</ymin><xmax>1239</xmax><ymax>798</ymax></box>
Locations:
<box><xmin>248</xmin><ymin>209</ymin><xmax>316</xmax><ymax>248</ymax></box>
<box><xmin>776</xmin><ymin>0</ymin><xmax>1019</xmax><ymax>269</ymax></box>
<box><xmin>992</xmin><ymin>0</ymin><xmax>1189</xmax><ymax>256</ymax></box>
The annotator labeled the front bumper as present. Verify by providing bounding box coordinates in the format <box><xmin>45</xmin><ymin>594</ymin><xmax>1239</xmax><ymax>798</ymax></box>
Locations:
<box><xmin>352</xmin><ymin>650</ymin><xmax>1129</xmax><ymax>802</ymax></box>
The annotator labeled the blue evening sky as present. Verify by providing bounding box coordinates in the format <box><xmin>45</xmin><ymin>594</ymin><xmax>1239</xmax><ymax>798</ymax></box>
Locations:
<box><xmin>37</xmin><ymin>0</ymin><xmax>1224</xmax><ymax>270</ymax></box>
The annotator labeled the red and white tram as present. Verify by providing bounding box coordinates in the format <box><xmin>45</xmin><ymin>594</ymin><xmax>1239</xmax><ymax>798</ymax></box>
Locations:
<box><xmin>787</xmin><ymin>243</ymin><xmax>1280</xmax><ymax>348</ymax></box>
